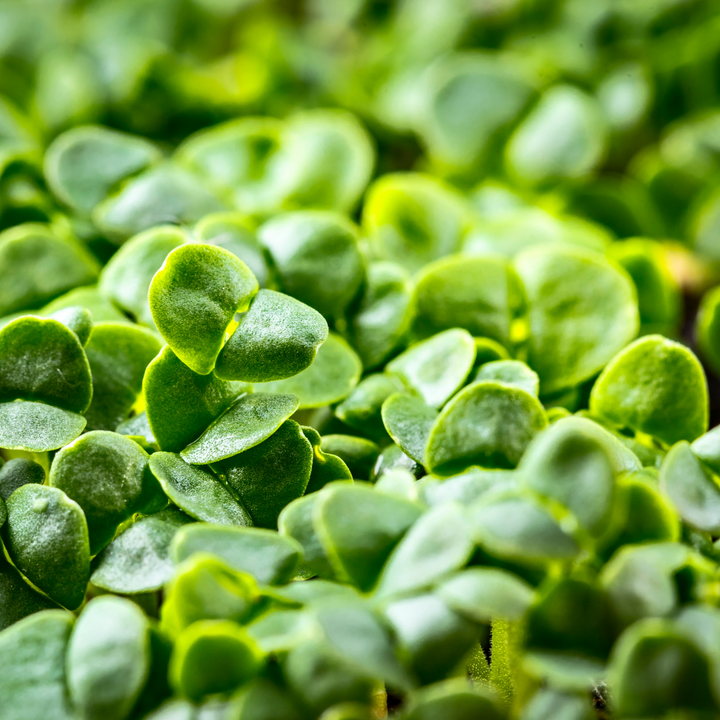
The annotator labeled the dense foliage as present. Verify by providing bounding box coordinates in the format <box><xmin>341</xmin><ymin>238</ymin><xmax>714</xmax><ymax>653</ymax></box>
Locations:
<box><xmin>5</xmin><ymin>1</ymin><xmax>720</xmax><ymax>719</ymax></box>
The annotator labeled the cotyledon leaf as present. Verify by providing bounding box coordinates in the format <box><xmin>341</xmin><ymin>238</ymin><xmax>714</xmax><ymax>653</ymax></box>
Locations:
<box><xmin>0</xmin><ymin>401</ymin><xmax>86</xmax><ymax>452</ymax></box>
<box><xmin>381</xmin><ymin>392</ymin><xmax>438</xmax><ymax>465</ymax></box>
<box><xmin>148</xmin><ymin>243</ymin><xmax>258</xmax><ymax>375</ymax></box>
<box><xmin>181</xmin><ymin>393</ymin><xmax>299</xmax><ymax>465</ymax></box>
<box><xmin>2</xmin><ymin>484</ymin><xmax>90</xmax><ymax>610</ymax></box>
<box><xmin>150</xmin><ymin>452</ymin><xmax>252</xmax><ymax>526</ymax></box>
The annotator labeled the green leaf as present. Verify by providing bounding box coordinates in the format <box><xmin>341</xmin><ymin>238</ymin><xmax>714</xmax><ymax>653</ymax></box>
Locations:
<box><xmin>608</xmin><ymin>239</ymin><xmax>681</xmax><ymax>337</ymax></box>
<box><xmin>181</xmin><ymin>393</ymin><xmax>299</xmax><ymax>465</ymax></box>
<box><xmin>195</xmin><ymin>213</ymin><xmax>269</xmax><ymax>288</ymax></box>
<box><xmin>278</xmin><ymin>493</ymin><xmax>337</xmax><ymax>579</ymax></box>
<box><xmin>90</xmin><ymin>507</ymin><xmax>194</xmax><ymax>594</ymax></box>
<box><xmin>148</xmin><ymin>243</ymin><xmax>258</xmax><ymax>375</ymax></box>
<box><xmin>144</xmin><ymin>346</ymin><xmax>247</xmax><ymax>453</ymax></box>
<box><xmin>94</xmin><ymin>164</ymin><xmax>226</xmax><ymax>241</ymax></box>
<box><xmin>375</xmin><ymin>504</ymin><xmax>475</xmax><ymax>598</ymax></box>
<box><xmin>150</xmin><ymin>452</ymin><xmax>251</xmax><ymax>526</ymax></box>
<box><xmin>0</xmin><ymin>401</ymin><xmax>86</xmax><ymax>451</ymax></box>
<box><xmin>213</xmin><ymin>420</ymin><xmax>313</xmax><ymax>529</ymax></box>
<box><xmin>590</xmin><ymin>335</ymin><xmax>708</xmax><ymax>445</ymax></box>
<box><xmin>402</xmin><ymin>679</ymin><xmax>506</xmax><ymax>720</ymax></box>
<box><xmin>278</xmin><ymin>109</ymin><xmax>375</xmax><ymax>213</ymax></box>
<box><xmin>2</xmin><ymin>484</ymin><xmax>89</xmax><ymax>609</ymax></box>
<box><xmin>469</xmin><ymin>493</ymin><xmax>579</xmax><ymax>564</ymax></box>
<box><xmin>0</xmin><ymin>223</ymin><xmax>99</xmax><ymax>316</ymax></box>
<box><xmin>301</xmin><ymin>426</ymin><xmax>353</xmax><ymax>495</ymax></box>
<box><xmin>697</xmin><ymin>286</ymin><xmax>720</xmax><ymax>375</ymax></box>
<box><xmin>84</xmin><ymin>322</ymin><xmax>162</xmax><ymax>431</ymax></box>
<box><xmin>518</xmin><ymin>417</ymin><xmax>616</xmax><ymax>534</ymax></box>
<box><xmin>426</xmin><ymin>381</ymin><xmax>547</xmax><ymax>475</ymax></box>
<box><xmin>0</xmin><ymin>457</ymin><xmax>44</xmax><ymax>501</ymax></box>
<box><xmin>387</xmin><ymin>329</ymin><xmax>476</xmax><ymax>409</ymax></box>
<box><xmin>660</xmin><ymin>441</ymin><xmax>720</xmax><ymax>533</ymax></box>
<box><xmin>169</xmin><ymin>620</ymin><xmax>265</xmax><ymax>702</ymax></box>
<box><xmin>691</xmin><ymin>425</ymin><xmax>720</xmax><ymax>474</ymax></box>
<box><xmin>608</xmin><ymin>619</ymin><xmax>718</xmax><ymax>717</ymax></box>
<box><xmin>44</xmin><ymin>125</ymin><xmax>160</xmax><ymax>213</ymax></box>
<box><xmin>514</xmin><ymin>245</ymin><xmax>638</xmax><ymax>395</ymax></box>
<box><xmin>438</xmin><ymin>568</ymin><xmax>535</xmax><ymax>623</ymax></box>
<box><xmin>314</xmin><ymin>483</ymin><xmax>423</xmax><ymax>591</ymax></box>
<box><xmin>161</xmin><ymin>554</ymin><xmax>260</xmax><ymax>638</ymax></box>
<box><xmin>256</xmin><ymin>333</ymin><xmax>362</xmax><ymax>409</ymax></box>
<box><xmin>335</xmin><ymin>374</ymin><xmax>404</xmax><ymax>442</ymax></box>
<box><xmin>49</xmin><ymin>305</ymin><xmax>93</xmax><ymax>346</ymax></box>
<box><xmin>50</xmin><ymin>430</ymin><xmax>165</xmax><ymax>555</ymax></box>
<box><xmin>347</xmin><ymin>262</ymin><xmax>414</xmax><ymax>370</ymax></box>
<box><xmin>0</xmin><ymin>610</ymin><xmax>76</xmax><ymax>720</ymax></box>
<box><xmin>520</xmin><ymin>689</ymin><xmax>594</xmax><ymax>720</ymax></box>
<box><xmin>0</xmin><ymin>552</ymin><xmax>59</xmax><ymax>631</ymax></box>
<box><xmin>384</xmin><ymin>593</ymin><xmax>479</xmax><ymax>685</ymax></box>
<box><xmin>411</xmin><ymin>255</ymin><xmax>524</xmax><ymax>347</ymax></box>
<box><xmin>67</xmin><ymin>595</ymin><xmax>151</xmax><ymax>720</ymax></box>
<box><xmin>363</xmin><ymin>173</ymin><xmax>470</xmax><ymax>273</ymax></box>
<box><xmin>474</xmin><ymin>360</ymin><xmax>539</xmax><ymax>397</ymax></box>
<box><xmin>171</xmin><ymin>524</ymin><xmax>303</xmax><ymax>585</ymax></box>
<box><xmin>381</xmin><ymin>392</ymin><xmax>438</xmax><ymax>465</ymax></box>
<box><xmin>0</xmin><ymin>315</ymin><xmax>92</xmax><ymax>413</ymax></box>
<box><xmin>259</xmin><ymin>211</ymin><xmax>365</xmax><ymax>319</ymax></box>
<box><xmin>99</xmin><ymin>225</ymin><xmax>187</xmax><ymax>327</ymax></box>
<box><xmin>419</xmin><ymin>467</ymin><xmax>517</xmax><ymax>508</ymax></box>
<box><xmin>216</xmin><ymin>290</ymin><xmax>328</xmax><ymax>383</ymax></box>
<box><xmin>506</xmin><ymin>85</ymin><xmax>607</xmax><ymax>185</ymax></box>
<box><xmin>318</xmin><ymin>435</ymin><xmax>380</xmax><ymax>481</ymax></box>
<box><xmin>41</xmin><ymin>286</ymin><xmax>128</xmax><ymax>324</ymax></box>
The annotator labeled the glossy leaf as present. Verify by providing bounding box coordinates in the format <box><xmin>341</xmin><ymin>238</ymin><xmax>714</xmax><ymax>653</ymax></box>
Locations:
<box><xmin>148</xmin><ymin>243</ymin><xmax>258</xmax><ymax>375</ymax></box>
<box><xmin>0</xmin><ymin>457</ymin><xmax>44</xmax><ymax>501</ymax></box>
<box><xmin>474</xmin><ymin>360</ymin><xmax>539</xmax><ymax>397</ymax></box>
<box><xmin>259</xmin><ymin>212</ymin><xmax>364</xmax><ymax>319</ymax></box>
<box><xmin>319</xmin><ymin>435</ymin><xmax>380</xmax><ymax>481</ymax></box>
<box><xmin>0</xmin><ymin>610</ymin><xmax>76</xmax><ymax>720</ymax></box>
<box><xmin>301</xmin><ymin>426</ymin><xmax>353</xmax><ymax>495</ymax></box>
<box><xmin>411</xmin><ymin>255</ymin><xmax>524</xmax><ymax>346</ymax></box>
<box><xmin>49</xmin><ymin>305</ymin><xmax>93</xmax><ymax>346</ymax></box>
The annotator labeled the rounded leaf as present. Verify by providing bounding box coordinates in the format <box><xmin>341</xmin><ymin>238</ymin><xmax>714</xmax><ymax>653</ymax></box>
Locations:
<box><xmin>67</xmin><ymin>596</ymin><xmax>151</xmax><ymax>720</ymax></box>
<box><xmin>475</xmin><ymin>360</ymin><xmax>539</xmax><ymax>396</ymax></box>
<box><xmin>181</xmin><ymin>393</ymin><xmax>299</xmax><ymax>465</ymax></box>
<box><xmin>0</xmin><ymin>316</ymin><xmax>92</xmax><ymax>413</ymax></box>
<box><xmin>0</xmin><ymin>458</ymin><xmax>44</xmax><ymax>502</ymax></box>
<box><xmin>90</xmin><ymin>507</ymin><xmax>194</xmax><ymax>594</ymax></box>
<box><xmin>426</xmin><ymin>381</ymin><xmax>547</xmax><ymax>475</ymax></box>
<box><xmin>515</xmin><ymin>245</ymin><xmax>638</xmax><ymax>395</ymax></box>
<box><xmin>149</xmin><ymin>244</ymin><xmax>258</xmax><ymax>375</ymax></box>
<box><xmin>216</xmin><ymin>290</ymin><xmax>328</xmax><ymax>382</ymax></box>
<box><xmin>49</xmin><ymin>306</ymin><xmax>93</xmax><ymax>346</ymax></box>
<box><xmin>590</xmin><ymin>335</ymin><xmax>708</xmax><ymax>445</ymax></box>
<box><xmin>150</xmin><ymin>452</ymin><xmax>251</xmax><ymax>526</ymax></box>
<box><xmin>258</xmin><ymin>211</ymin><xmax>364</xmax><ymax>319</ymax></box>
<box><xmin>387</xmin><ymin>329</ymin><xmax>476</xmax><ymax>409</ymax></box>
<box><xmin>169</xmin><ymin>621</ymin><xmax>264</xmax><ymax>702</ymax></box>
<box><xmin>50</xmin><ymin>431</ymin><xmax>164</xmax><ymax>555</ymax></box>
<box><xmin>144</xmin><ymin>346</ymin><xmax>247</xmax><ymax>453</ymax></box>
<box><xmin>213</xmin><ymin>420</ymin><xmax>313</xmax><ymax>529</ymax></box>
<box><xmin>256</xmin><ymin>333</ymin><xmax>361</xmax><ymax>409</ymax></box>
<box><xmin>0</xmin><ymin>401</ymin><xmax>86</xmax><ymax>451</ymax></box>
<box><xmin>2</xmin><ymin>484</ymin><xmax>90</xmax><ymax>609</ymax></box>
<box><xmin>696</xmin><ymin>285</ymin><xmax>720</xmax><ymax>375</ymax></box>
<box><xmin>84</xmin><ymin>323</ymin><xmax>162</xmax><ymax>431</ymax></box>
<box><xmin>381</xmin><ymin>392</ymin><xmax>438</xmax><ymax>465</ymax></box>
